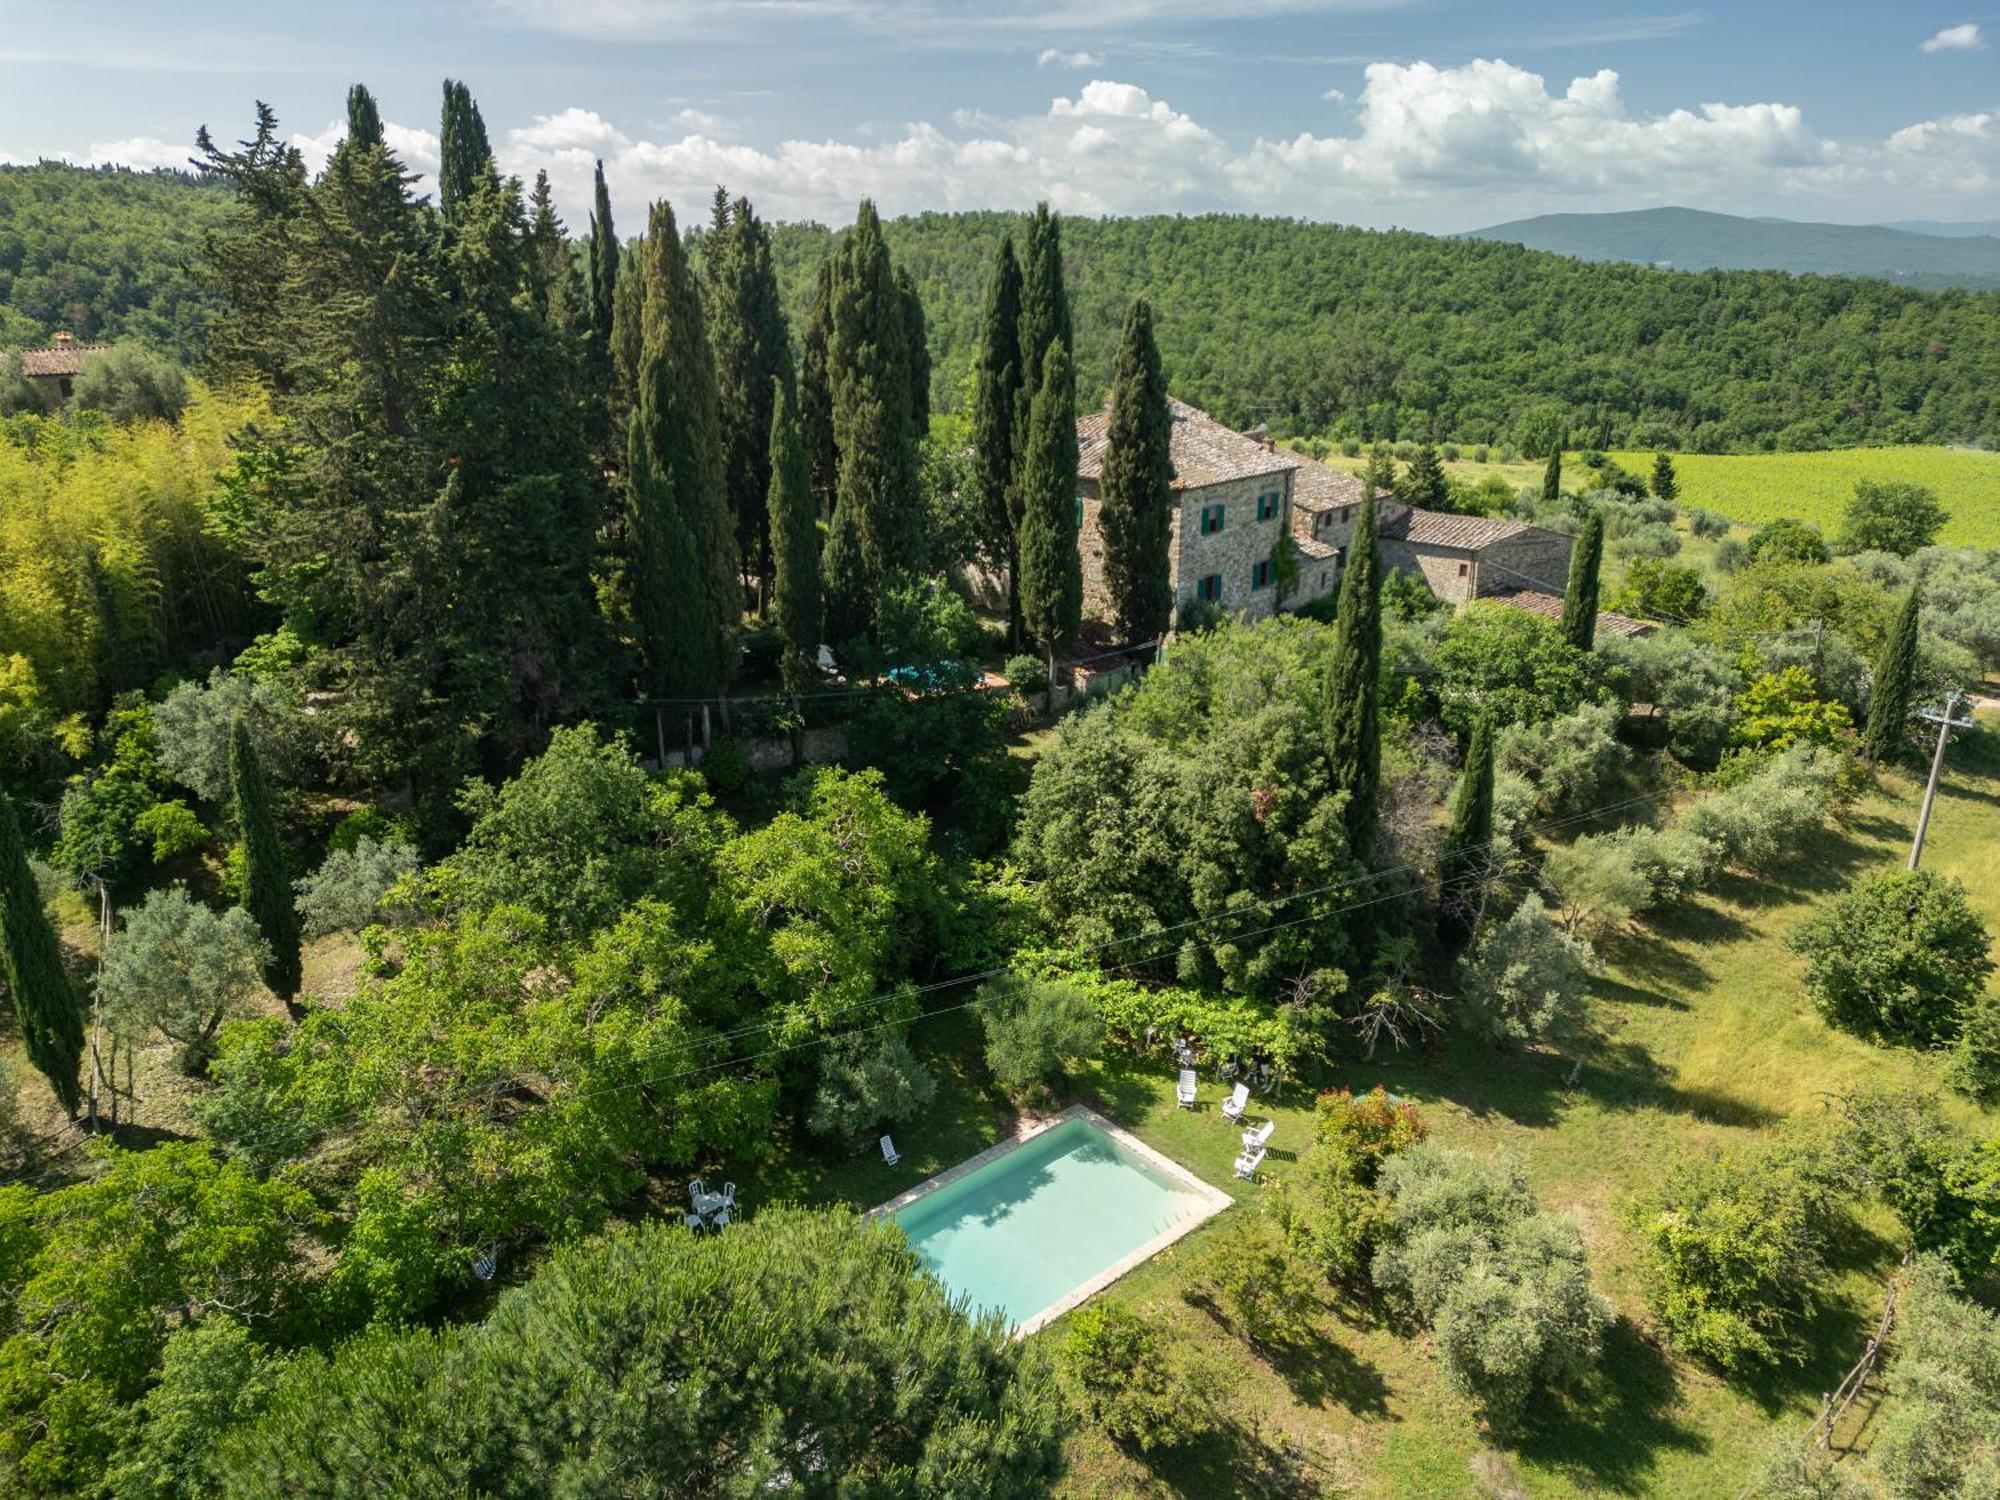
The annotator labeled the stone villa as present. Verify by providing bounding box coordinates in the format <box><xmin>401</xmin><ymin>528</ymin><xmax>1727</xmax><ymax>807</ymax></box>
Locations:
<box><xmin>1076</xmin><ymin>397</ymin><xmax>1653</xmax><ymax>638</ymax></box>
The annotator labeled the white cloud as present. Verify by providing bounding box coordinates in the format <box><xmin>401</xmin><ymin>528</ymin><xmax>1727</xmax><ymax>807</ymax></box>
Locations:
<box><xmin>1920</xmin><ymin>22</ymin><xmax>1984</xmax><ymax>52</ymax></box>
<box><xmin>84</xmin><ymin>136</ymin><xmax>193</xmax><ymax>171</ymax></box>
<box><xmin>289</xmin><ymin>118</ymin><xmax>443</xmax><ymax>181</ymax></box>
<box><xmin>673</xmin><ymin>107</ymin><xmax>729</xmax><ymax>134</ymax></box>
<box><xmin>1320</xmin><ymin>87</ymin><xmax>1346</xmax><ymax>102</ymax></box>
<box><xmin>1038</xmin><ymin>47</ymin><xmax>1102</xmax><ymax>68</ymax></box>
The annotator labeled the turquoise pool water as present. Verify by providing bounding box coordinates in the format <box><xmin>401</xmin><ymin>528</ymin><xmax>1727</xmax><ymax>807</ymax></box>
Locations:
<box><xmin>889</xmin><ymin>1117</ymin><xmax>1216</xmax><ymax>1331</ymax></box>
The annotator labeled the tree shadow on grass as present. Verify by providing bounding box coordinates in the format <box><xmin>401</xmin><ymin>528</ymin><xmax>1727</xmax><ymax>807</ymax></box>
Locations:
<box><xmin>1140</xmin><ymin>1415</ymin><xmax>1354</xmax><ymax>1500</ymax></box>
<box><xmin>1183</xmin><ymin>1293</ymin><xmax>1392</xmax><ymax>1417</ymax></box>
<box><xmin>1443</xmin><ymin>1032</ymin><xmax>1779</xmax><ymax>1133</ymax></box>
<box><xmin>1508</xmin><ymin>1315</ymin><xmax>1707</xmax><ymax>1495</ymax></box>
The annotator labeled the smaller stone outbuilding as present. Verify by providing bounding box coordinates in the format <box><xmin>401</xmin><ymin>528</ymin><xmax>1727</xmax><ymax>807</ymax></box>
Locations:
<box><xmin>1379</xmin><ymin>509</ymin><xmax>1573</xmax><ymax>606</ymax></box>
<box><xmin>1479</xmin><ymin>586</ymin><xmax>1658</xmax><ymax>639</ymax></box>
<box><xmin>14</xmin><ymin>332</ymin><xmax>109</xmax><ymax>408</ymax></box>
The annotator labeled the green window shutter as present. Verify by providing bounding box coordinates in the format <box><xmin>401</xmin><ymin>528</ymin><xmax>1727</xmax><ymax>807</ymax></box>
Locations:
<box><xmin>1074</xmin><ymin>495</ymin><xmax>1084</xmax><ymax>529</ymax></box>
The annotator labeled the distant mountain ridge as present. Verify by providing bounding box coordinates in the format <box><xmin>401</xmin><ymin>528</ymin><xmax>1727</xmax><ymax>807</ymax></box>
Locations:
<box><xmin>1462</xmin><ymin>206</ymin><xmax>2000</xmax><ymax>290</ymax></box>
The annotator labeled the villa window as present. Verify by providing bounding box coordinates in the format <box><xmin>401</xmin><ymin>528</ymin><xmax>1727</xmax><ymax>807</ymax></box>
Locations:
<box><xmin>1200</xmin><ymin>503</ymin><xmax>1226</xmax><ymax>535</ymax></box>
<box><xmin>1196</xmin><ymin>573</ymin><xmax>1223</xmax><ymax>602</ymax></box>
<box><xmin>1257</xmin><ymin>491</ymin><xmax>1280</xmax><ymax>522</ymax></box>
<box><xmin>1252</xmin><ymin>559</ymin><xmax>1274</xmax><ymax>589</ymax></box>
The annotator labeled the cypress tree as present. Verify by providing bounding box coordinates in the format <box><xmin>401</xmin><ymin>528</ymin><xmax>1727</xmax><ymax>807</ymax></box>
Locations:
<box><xmin>346</xmin><ymin>84</ymin><xmax>384</xmax><ymax>149</ymax></box>
<box><xmin>1098</xmin><ymin>297</ymin><xmax>1174</xmax><ymax>644</ymax></box>
<box><xmin>1651</xmin><ymin>452</ymin><xmax>1678</xmax><ymax>502</ymax></box>
<box><xmin>826</xmin><ymin>200</ymin><xmax>922</xmax><ymax>633</ymax></box>
<box><xmin>1017</xmin><ymin>342</ymin><xmax>1083</xmax><ymax>688</ymax></box>
<box><xmin>1541</xmin><ymin>442</ymin><xmax>1563</xmax><ymax>503</ymax></box>
<box><xmin>1438</xmin><ymin>717</ymin><xmax>1495</xmax><ymax>949</ymax></box>
<box><xmin>1560</xmin><ymin>511</ymin><xmax>1604</xmax><ymax>651</ymax></box>
<box><xmin>899</xmin><ymin>265</ymin><xmax>931</xmax><ymax>435</ymax></box>
<box><xmin>230</xmin><ymin>720</ymin><xmax>301</xmax><ymax>1003</ymax></box>
<box><xmin>438</xmin><ymin>79</ymin><xmax>496</xmax><ymax>222</ymax></box>
<box><xmin>0</xmin><ymin>794</ymin><xmax>84</xmax><ymax>1114</ymax></box>
<box><xmin>1324</xmin><ymin>490</ymin><xmax>1382</xmax><ymax>866</ymax></box>
<box><xmin>1013</xmin><ymin>205</ymin><xmax>1073</xmax><ymax>646</ymax></box>
<box><xmin>969</xmin><ymin>236</ymin><xmax>1024</xmax><ymax>601</ymax></box>
<box><xmin>800</xmin><ymin>259</ymin><xmax>838</xmax><ymax>505</ymax></box>
<box><xmin>1361</xmin><ymin>447</ymin><xmax>1396</xmax><ymax>498</ymax></box>
<box><xmin>524</xmin><ymin>170</ymin><xmax>565</xmax><ymax>319</ymax></box>
<box><xmin>705</xmin><ymin>192</ymin><xmax>791</xmax><ymax>606</ymax></box>
<box><xmin>768</xmin><ymin>374</ymin><xmax>821</xmax><ymax>701</ymax></box>
<box><xmin>625</xmin><ymin>201</ymin><xmax>736</xmax><ymax>698</ymax></box>
<box><xmin>1401</xmin><ymin>443</ymin><xmax>1447</xmax><ymax>510</ymax></box>
<box><xmin>586</xmin><ymin>160</ymin><xmax>619</xmax><ymax>427</ymax></box>
<box><xmin>1863</xmin><ymin>584</ymin><xmax>1922</xmax><ymax>762</ymax></box>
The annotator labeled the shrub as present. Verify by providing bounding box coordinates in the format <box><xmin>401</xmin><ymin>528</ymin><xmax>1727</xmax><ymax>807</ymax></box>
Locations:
<box><xmin>1947</xmin><ymin>992</ymin><xmax>2000</xmax><ymax>1103</ymax></box>
<box><xmin>1314</xmin><ymin>1086</ymin><xmax>1427</xmax><ymax>1184</ymax></box>
<box><xmin>1004</xmin><ymin>653</ymin><xmax>1050</xmax><ymax>696</ymax></box>
<box><xmin>1790</xmin><ymin>871</ymin><xmax>1993</xmax><ymax>1047</ymax></box>
<box><xmin>132</xmin><ymin>799</ymin><xmax>208</xmax><ymax>863</ymax></box>
<box><xmin>1870</xmin><ymin>1254</ymin><xmax>2000</xmax><ymax>1497</ymax></box>
<box><xmin>1458</xmin><ymin>894</ymin><xmax>1594</xmax><ymax>1047</ymax></box>
<box><xmin>1609</xmin><ymin>558</ymin><xmax>1708</xmax><ymax>623</ymax></box>
<box><xmin>806</xmin><ymin>1026</ymin><xmax>936</xmax><ymax>1141</ymax></box>
<box><xmin>1838</xmin><ymin>479</ymin><xmax>1947</xmax><ymax>558</ymax></box>
<box><xmin>1731</xmin><ymin>666</ymin><xmax>1853</xmax><ymax>753</ymax></box>
<box><xmin>1023</xmin><ymin>961</ymin><xmax>1308</xmax><ymax>1071</ymax></box>
<box><xmin>699</xmin><ymin>736</ymin><xmax>751</xmax><ymax>795</ymax></box>
<box><xmin>1636</xmin><ymin>1146</ymin><xmax>1837</xmax><ymax>1374</ymax></box>
<box><xmin>1496</xmin><ymin>701</ymin><xmax>1627</xmax><ymax>821</ymax></box>
<box><xmin>1834</xmin><ymin>1088</ymin><xmax>2000</xmax><ymax>1279</ymax></box>
<box><xmin>98</xmin><ymin>888</ymin><xmax>269</xmax><ymax>1074</ymax></box>
<box><xmin>1058</xmin><ymin>1301</ymin><xmax>1215</xmax><ymax>1452</ymax></box>
<box><xmin>1372</xmin><ymin>1145</ymin><xmax>1608</xmax><ymax>1428</ymax></box>
<box><xmin>1686</xmin><ymin>507</ymin><xmax>1729</xmax><ymax>539</ymax></box>
<box><xmin>294</xmin><ymin>836</ymin><xmax>421</xmax><ymax>938</ymax></box>
<box><xmin>1340</xmin><ymin>437</ymin><xmax>1362</xmax><ymax>458</ymax></box>
<box><xmin>1183</xmin><ymin>1212</ymin><xmax>1320</xmax><ymax>1355</ymax></box>
<box><xmin>152</xmin><ymin>670</ymin><xmax>301</xmax><ymax>803</ymax></box>
<box><xmin>1611</xmin><ymin>521</ymin><xmax>1681</xmax><ymax>560</ymax></box>
<box><xmin>71</xmin><ymin>343</ymin><xmax>189</xmax><ymax>423</ymax></box>
<box><xmin>1746</xmin><ymin>517</ymin><xmax>1830</xmax><ymax>566</ymax></box>
<box><xmin>1272</xmin><ymin>1152</ymin><xmax>1389</xmax><ymax>1286</ymax></box>
<box><xmin>977</xmin><ymin>977</ymin><xmax>1103</xmax><ymax>1103</ymax></box>
<box><xmin>1433</xmin><ymin>605</ymin><xmax>1601</xmax><ymax>734</ymax></box>
<box><xmin>1442</xmin><ymin>442</ymin><xmax>1461</xmax><ymax>461</ymax></box>
<box><xmin>1472</xmin><ymin>444</ymin><xmax>1490</xmax><ymax>463</ymax></box>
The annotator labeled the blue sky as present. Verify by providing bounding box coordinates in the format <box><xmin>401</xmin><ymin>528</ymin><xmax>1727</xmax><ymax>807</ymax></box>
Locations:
<box><xmin>3</xmin><ymin>1</ymin><xmax>1994</xmax><ymax>231</ymax></box>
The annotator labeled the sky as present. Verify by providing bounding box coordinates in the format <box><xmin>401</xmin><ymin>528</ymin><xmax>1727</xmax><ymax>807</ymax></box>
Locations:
<box><xmin>2</xmin><ymin>1</ymin><xmax>1995</xmax><ymax>232</ymax></box>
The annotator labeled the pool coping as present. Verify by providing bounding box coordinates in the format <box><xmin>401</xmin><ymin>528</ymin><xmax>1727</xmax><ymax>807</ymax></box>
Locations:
<box><xmin>869</xmin><ymin>1103</ymin><xmax>1234</xmax><ymax>1337</ymax></box>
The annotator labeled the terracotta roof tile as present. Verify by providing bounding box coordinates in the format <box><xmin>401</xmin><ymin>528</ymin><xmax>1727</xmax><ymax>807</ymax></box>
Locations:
<box><xmin>1381</xmin><ymin>508</ymin><xmax>1528</xmax><ymax>550</ymax></box>
<box><xmin>1077</xmin><ymin>398</ymin><xmax>1297</xmax><ymax>490</ymax></box>
<box><xmin>18</xmin><ymin>342</ymin><xmax>109</xmax><ymax>377</ymax></box>
<box><xmin>1483</xmin><ymin>587</ymin><xmax>1656</xmax><ymax>638</ymax></box>
<box><xmin>1286</xmin><ymin>453</ymin><xmax>1371</xmax><ymax>513</ymax></box>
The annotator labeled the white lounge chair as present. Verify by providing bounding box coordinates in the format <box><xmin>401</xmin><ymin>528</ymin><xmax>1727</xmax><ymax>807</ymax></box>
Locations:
<box><xmin>1176</xmin><ymin>1069</ymin><xmax>1198</xmax><ymax>1109</ymax></box>
<box><xmin>1220</xmin><ymin>1082</ymin><xmax>1250</xmax><ymax>1124</ymax></box>
<box><xmin>1233</xmin><ymin>1144</ymin><xmax>1268</xmax><ymax>1180</ymax></box>
<box><xmin>880</xmin><ymin>1135</ymin><xmax>900</xmax><ymax>1166</ymax></box>
<box><xmin>1240</xmin><ymin>1119</ymin><xmax>1276</xmax><ymax>1152</ymax></box>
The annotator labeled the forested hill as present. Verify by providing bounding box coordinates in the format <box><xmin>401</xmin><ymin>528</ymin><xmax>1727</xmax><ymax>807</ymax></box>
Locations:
<box><xmin>1462</xmin><ymin>206</ymin><xmax>2000</xmax><ymax>290</ymax></box>
<box><xmin>770</xmin><ymin>212</ymin><xmax>1998</xmax><ymax>452</ymax></box>
<box><xmin>6</xmin><ymin>164</ymin><xmax>1999</xmax><ymax>453</ymax></box>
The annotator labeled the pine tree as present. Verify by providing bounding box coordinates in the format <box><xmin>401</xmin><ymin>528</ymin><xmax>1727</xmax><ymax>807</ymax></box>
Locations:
<box><xmin>1863</xmin><ymin>584</ymin><xmax>1922</xmax><ymax>762</ymax></box>
<box><xmin>437</xmin><ymin>79</ymin><xmax>497</xmax><ymax>222</ymax></box>
<box><xmin>1361</xmin><ymin>447</ymin><xmax>1397</xmax><ymax>499</ymax></box>
<box><xmin>625</xmin><ymin>200</ymin><xmax>736</xmax><ymax>698</ymax></box>
<box><xmin>826</xmin><ymin>200</ymin><xmax>922</xmax><ymax>635</ymax></box>
<box><xmin>1438</xmin><ymin>717</ymin><xmax>1495</xmax><ymax>949</ymax></box>
<box><xmin>1324</xmin><ymin>490</ymin><xmax>1382</xmax><ymax>866</ymax></box>
<box><xmin>1401</xmin><ymin>443</ymin><xmax>1447</xmax><ymax>510</ymax></box>
<box><xmin>346</xmin><ymin>84</ymin><xmax>384</xmax><ymax>149</ymax></box>
<box><xmin>1651</xmin><ymin>452</ymin><xmax>1678</xmax><ymax>502</ymax></box>
<box><xmin>705</xmin><ymin>191</ymin><xmax>791</xmax><ymax>606</ymax></box>
<box><xmin>899</xmin><ymin>265</ymin><xmax>931</xmax><ymax>436</ymax></box>
<box><xmin>524</xmin><ymin>171</ymin><xmax>566</xmax><ymax>319</ymax></box>
<box><xmin>1098</xmin><ymin>298</ymin><xmax>1174</xmax><ymax>644</ymax></box>
<box><xmin>1560</xmin><ymin>511</ymin><xmax>1604</xmax><ymax>651</ymax></box>
<box><xmin>768</xmin><ymin>374</ymin><xmax>822</xmax><ymax>701</ymax></box>
<box><xmin>1541</xmin><ymin>443</ymin><xmax>1563</xmax><ymax>503</ymax></box>
<box><xmin>969</xmin><ymin>236</ymin><xmax>1024</xmax><ymax>591</ymax></box>
<box><xmin>230</xmin><ymin>719</ymin><xmax>300</xmax><ymax>1003</ymax></box>
<box><xmin>1017</xmin><ymin>342</ymin><xmax>1083</xmax><ymax>688</ymax></box>
<box><xmin>0</xmin><ymin>794</ymin><xmax>84</xmax><ymax>1114</ymax></box>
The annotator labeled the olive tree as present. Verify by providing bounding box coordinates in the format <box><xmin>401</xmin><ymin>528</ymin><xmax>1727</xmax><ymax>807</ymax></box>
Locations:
<box><xmin>99</xmin><ymin>887</ymin><xmax>269</xmax><ymax>1075</ymax></box>
<box><xmin>1457</xmin><ymin>894</ymin><xmax>1595</xmax><ymax>1048</ymax></box>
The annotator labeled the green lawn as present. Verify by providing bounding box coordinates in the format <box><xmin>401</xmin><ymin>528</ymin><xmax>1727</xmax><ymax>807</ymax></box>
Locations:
<box><xmin>743</xmin><ymin>726</ymin><xmax>2000</xmax><ymax>1499</ymax></box>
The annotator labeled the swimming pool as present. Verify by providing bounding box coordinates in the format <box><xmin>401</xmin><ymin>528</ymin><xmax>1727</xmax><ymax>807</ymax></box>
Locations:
<box><xmin>879</xmin><ymin>1106</ymin><xmax>1232</xmax><ymax>1335</ymax></box>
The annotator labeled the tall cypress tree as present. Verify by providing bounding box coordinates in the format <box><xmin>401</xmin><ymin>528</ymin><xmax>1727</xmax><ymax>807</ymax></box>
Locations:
<box><xmin>768</xmin><ymin>374</ymin><xmax>821</xmax><ymax>702</ymax></box>
<box><xmin>230</xmin><ymin>720</ymin><xmax>301</xmax><ymax>1003</ymax></box>
<box><xmin>969</xmin><ymin>236</ymin><xmax>1024</xmax><ymax>594</ymax></box>
<box><xmin>586</xmin><ymin>160</ymin><xmax>619</xmax><ymax>446</ymax></box>
<box><xmin>588</xmin><ymin>161</ymin><xmax>618</xmax><ymax>349</ymax></box>
<box><xmin>899</xmin><ymin>265</ymin><xmax>931</xmax><ymax>436</ymax></box>
<box><xmin>1541</xmin><ymin>442</ymin><xmax>1564</xmax><ymax>503</ymax></box>
<box><xmin>346</xmin><ymin>84</ymin><xmax>384</xmax><ymax>149</ymax></box>
<box><xmin>800</xmin><ymin>258</ymin><xmax>838</xmax><ymax>506</ymax></box>
<box><xmin>1401</xmin><ymin>443</ymin><xmax>1447</xmax><ymax>510</ymax></box>
<box><xmin>826</xmin><ymin>200</ymin><xmax>922</xmax><ymax>635</ymax></box>
<box><xmin>705</xmin><ymin>192</ymin><xmax>791</xmax><ymax>606</ymax></box>
<box><xmin>1438</xmin><ymin>717</ymin><xmax>1495</xmax><ymax>949</ymax></box>
<box><xmin>1098</xmin><ymin>297</ymin><xmax>1174</xmax><ymax>644</ymax></box>
<box><xmin>625</xmin><ymin>201</ymin><xmax>735</xmax><ymax>698</ymax></box>
<box><xmin>1560</xmin><ymin>511</ymin><xmax>1604</xmax><ymax>651</ymax></box>
<box><xmin>1651</xmin><ymin>452</ymin><xmax>1678</xmax><ymax>502</ymax></box>
<box><xmin>1324</xmin><ymin>490</ymin><xmax>1382</xmax><ymax>866</ymax></box>
<box><xmin>437</xmin><ymin>79</ymin><xmax>497</xmax><ymax>222</ymax></box>
<box><xmin>1863</xmin><ymin>584</ymin><xmax>1922</xmax><ymax>762</ymax></box>
<box><xmin>1017</xmin><ymin>342</ymin><xmax>1082</xmax><ymax>687</ymax></box>
<box><xmin>1013</xmin><ymin>205</ymin><xmax>1073</xmax><ymax>646</ymax></box>
<box><xmin>0</xmin><ymin>794</ymin><xmax>84</xmax><ymax>1114</ymax></box>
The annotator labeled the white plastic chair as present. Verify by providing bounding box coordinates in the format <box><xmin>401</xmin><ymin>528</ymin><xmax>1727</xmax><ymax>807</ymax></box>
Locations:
<box><xmin>1220</xmin><ymin>1083</ymin><xmax>1251</xmax><ymax>1124</ymax></box>
<box><xmin>880</xmin><ymin>1135</ymin><xmax>900</xmax><ymax>1166</ymax></box>
<box><xmin>1176</xmin><ymin>1069</ymin><xmax>1198</xmax><ymax>1109</ymax></box>
<box><xmin>1241</xmin><ymin>1119</ymin><xmax>1276</xmax><ymax>1152</ymax></box>
<box><xmin>1233</xmin><ymin>1145</ymin><xmax>1268</xmax><ymax>1181</ymax></box>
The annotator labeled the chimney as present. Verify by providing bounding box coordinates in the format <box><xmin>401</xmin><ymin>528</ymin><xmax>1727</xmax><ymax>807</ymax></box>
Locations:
<box><xmin>51</xmin><ymin>330</ymin><xmax>74</xmax><ymax>349</ymax></box>
<box><xmin>1249</xmin><ymin>420</ymin><xmax>1273</xmax><ymax>452</ymax></box>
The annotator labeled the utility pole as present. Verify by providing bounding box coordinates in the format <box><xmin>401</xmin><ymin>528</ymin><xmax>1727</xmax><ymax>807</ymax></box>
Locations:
<box><xmin>1908</xmin><ymin>690</ymin><xmax>1978</xmax><ymax>870</ymax></box>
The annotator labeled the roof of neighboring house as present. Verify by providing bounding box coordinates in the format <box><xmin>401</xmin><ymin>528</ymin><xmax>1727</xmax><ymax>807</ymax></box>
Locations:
<box><xmin>1481</xmin><ymin>587</ymin><xmax>1657</xmax><ymax>638</ymax></box>
<box><xmin>1077</xmin><ymin>398</ymin><xmax>1298</xmax><ymax>490</ymax></box>
<box><xmin>1286</xmin><ymin>452</ymin><xmax>1372</xmax><ymax>513</ymax></box>
<box><xmin>1382</xmin><ymin>509</ymin><xmax>1530</xmax><ymax>550</ymax></box>
<box><xmin>1289</xmin><ymin>520</ymin><xmax>1340</xmax><ymax>561</ymax></box>
<box><xmin>18</xmin><ymin>340</ymin><xmax>109</xmax><ymax>378</ymax></box>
